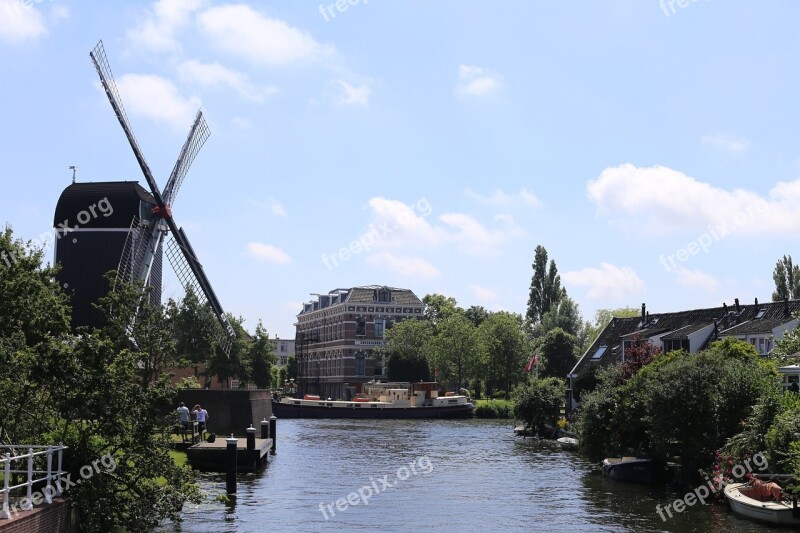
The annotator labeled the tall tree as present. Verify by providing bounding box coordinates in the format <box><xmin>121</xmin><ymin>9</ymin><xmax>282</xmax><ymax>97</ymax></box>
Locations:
<box><xmin>423</xmin><ymin>293</ymin><xmax>461</xmax><ymax>326</ymax></box>
<box><xmin>384</xmin><ymin>318</ymin><xmax>434</xmax><ymax>382</ymax></box>
<box><xmin>773</xmin><ymin>255</ymin><xmax>800</xmax><ymax>301</ymax></box>
<box><xmin>249</xmin><ymin>321</ymin><xmax>275</xmax><ymax>389</ymax></box>
<box><xmin>526</xmin><ymin>245</ymin><xmax>564</xmax><ymax>325</ymax></box>
<box><xmin>464</xmin><ymin>305</ymin><xmax>490</xmax><ymax>327</ymax></box>
<box><xmin>428</xmin><ymin>314</ymin><xmax>484</xmax><ymax>390</ymax></box>
<box><xmin>0</xmin><ymin>227</ymin><xmax>199</xmax><ymax>531</ymax></box>
<box><xmin>478</xmin><ymin>311</ymin><xmax>531</xmax><ymax>398</ymax></box>
<box><xmin>173</xmin><ymin>288</ymin><xmax>217</xmax><ymax>378</ymax></box>
<box><xmin>538</xmin><ymin>327</ymin><xmax>577</xmax><ymax>379</ymax></box>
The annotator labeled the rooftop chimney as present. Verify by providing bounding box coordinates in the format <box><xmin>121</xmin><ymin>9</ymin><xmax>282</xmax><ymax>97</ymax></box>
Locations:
<box><xmin>755</xmin><ymin>297</ymin><xmax>759</xmax><ymax>307</ymax></box>
<box><xmin>735</xmin><ymin>298</ymin><xmax>740</xmax><ymax>315</ymax></box>
<box><xmin>785</xmin><ymin>297</ymin><xmax>790</xmax><ymax>317</ymax></box>
<box><xmin>641</xmin><ymin>303</ymin><xmax>646</xmax><ymax>320</ymax></box>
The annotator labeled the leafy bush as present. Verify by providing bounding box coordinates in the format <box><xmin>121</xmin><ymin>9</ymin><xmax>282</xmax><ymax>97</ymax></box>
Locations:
<box><xmin>491</xmin><ymin>390</ymin><xmax>508</xmax><ymax>400</ymax></box>
<box><xmin>512</xmin><ymin>376</ymin><xmax>565</xmax><ymax>433</ymax></box>
<box><xmin>474</xmin><ymin>400</ymin><xmax>513</xmax><ymax>418</ymax></box>
<box><xmin>577</xmin><ymin>338</ymin><xmax>778</xmax><ymax>483</ymax></box>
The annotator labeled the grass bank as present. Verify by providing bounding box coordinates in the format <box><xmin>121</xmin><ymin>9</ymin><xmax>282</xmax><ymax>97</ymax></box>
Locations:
<box><xmin>473</xmin><ymin>399</ymin><xmax>513</xmax><ymax>419</ymax></box>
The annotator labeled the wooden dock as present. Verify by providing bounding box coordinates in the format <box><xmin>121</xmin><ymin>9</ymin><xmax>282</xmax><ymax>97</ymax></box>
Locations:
<box><xmin>186</xmin><ymin>437</ymin><xmax>272</xmax><ymax>472</ymax></box>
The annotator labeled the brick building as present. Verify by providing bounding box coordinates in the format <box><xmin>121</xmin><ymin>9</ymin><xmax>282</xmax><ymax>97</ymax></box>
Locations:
<box><xmin>294</xmin><ymin>285</ymin><xmax>424</xmax><ymax>399</ymax></box>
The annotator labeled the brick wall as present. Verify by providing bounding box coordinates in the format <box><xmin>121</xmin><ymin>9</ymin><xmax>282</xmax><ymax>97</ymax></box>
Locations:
<box><xmin>0</xmin><ymin>498</ymin><xmax>74</xmax><ymax>533</ymax></box>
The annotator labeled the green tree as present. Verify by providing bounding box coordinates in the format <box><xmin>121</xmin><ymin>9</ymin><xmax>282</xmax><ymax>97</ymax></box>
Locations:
<box><xmin>0</xmin><ymin>227</ymin><xmax>199</xmax><ymax>530</ymax></box>
<box><xmin>385</xmin><ymin>318</ymin><xmax>434</xmax><ymax>382</ymax></box>
<box><xmin>423</xmin><ymin>293</ymin><xmax>461</xmax><ymax>326</ymax></box>
<box><xmin>478</xmin><ymin>311</ymin><xmax>530</xmax><ymax>398</ymax></box>
<box><xmin>464</xmin><ymin>305</ymin><xmax>490</xmax><ymax>327</ymax></box>
<box><xmin>249</xmin><ymin>321</ymin><xmax>275</xmax><ymax>389</ymax></box>
<box><xmin>428</xmin><ymin>314</ymin><xmax>484</xmax><ymax>390</ymax></box>
<box><xmin>286</xmin><ymin>354</ymin><xmax>297</xmax><ymax>380</ymax></box>
<box><xmin>513</xmin><ymin>376</ymin><xmax>565</xmax><ymax>434</ymax></box>
<box><xmin>526</xmin><ymin>245</ymin><xmax>564</xmax><ymax>325</ymax></box>
<box><xmin>173</xmin><ymin>288</ymin><xmax>217</xmax><ymax>378</ymax></box>
<box><xmin>205</xmin><ymin>314</ymin><xmax>252</xmax><ymax>387</ymax></box>
<box><xmin>539</xmin><ymin>327</ymin><xmax>577</xmax><ymax>379</ymax></box>
<box><xmin>773</xmin><ymin>255</ymin><xmax>800</xmax><ymax>301</ymax></box>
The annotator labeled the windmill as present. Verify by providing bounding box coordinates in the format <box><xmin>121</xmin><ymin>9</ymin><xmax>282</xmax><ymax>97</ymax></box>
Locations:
<box><xmin>89</xmin><ymin>40</ymin><xmax>235</xmax><ymax>355</ymax></box>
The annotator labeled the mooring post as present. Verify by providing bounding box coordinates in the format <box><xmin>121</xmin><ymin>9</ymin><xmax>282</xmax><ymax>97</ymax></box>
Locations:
<box><xmin>260</xmin><ymin>418</ymin><xmax>270</xmax><ymax>439</ymax></box>
<box><xmin>246</xmin><ymin>425</ymin><xmax>256</xmax><ymax>452</ymax></box>
<box><xmin>269</xmin><ymin>415</ymin><xmax>277</xmax><ymax>455</ymax></box>
<box><xmin>226</xmin><ymin>435</ymin><xmax>237</xmax><ymax>495</ymax></box>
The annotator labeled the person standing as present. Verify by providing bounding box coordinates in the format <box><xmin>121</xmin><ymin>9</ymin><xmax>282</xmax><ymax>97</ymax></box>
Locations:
<box><xmin>177</xmin><ymin>402</ymin><xmax>190</xmax><ymax>442</ymax></box>
<box><xmin>194</xmin><ymin>404</ymin><xmax>209</xmax><ymax>437</ymax></box>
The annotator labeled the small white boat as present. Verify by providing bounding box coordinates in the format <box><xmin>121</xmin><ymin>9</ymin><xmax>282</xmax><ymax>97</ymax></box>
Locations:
<box><xmin>724</xmin><ymin>482</ymin><xmax>800</xmax><ymax>526</ymax></box>
<box><xmin>557</xmin><ymin>437</ymin><xmax>578</xmax><ymax>451</ymax></box>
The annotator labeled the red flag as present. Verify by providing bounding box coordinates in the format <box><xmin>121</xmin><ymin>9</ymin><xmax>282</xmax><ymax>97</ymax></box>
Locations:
<box><xmin>524</xmin><ymin>351</ymin><xmax>538</xmax><ymax>373</ymax></box>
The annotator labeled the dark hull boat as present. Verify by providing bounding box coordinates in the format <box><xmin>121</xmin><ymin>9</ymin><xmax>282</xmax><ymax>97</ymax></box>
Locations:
<box><xmin>273</xmin><ymin>382</ymin><xmax>473</xmax><ymax>419</ymax></box>
<box><xmin>602</xmin><ymin>457</ymin><xmax>674</xmax><ymax>484</ymax></box>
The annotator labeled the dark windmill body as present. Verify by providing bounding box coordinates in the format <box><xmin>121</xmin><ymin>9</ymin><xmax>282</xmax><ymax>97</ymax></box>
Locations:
<box><xmin>53</xmin><ymin>181</ymin><xmax>162</xmax><ymax>330</ymax></box>
<box><xmin>52</xmin><ymin>41</ymin><xmax>235</xmax><ymax>354</ymax></box>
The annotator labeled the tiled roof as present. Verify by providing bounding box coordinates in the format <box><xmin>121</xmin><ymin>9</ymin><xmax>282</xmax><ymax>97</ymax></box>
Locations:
<box><xmin>298</xmin><ymin>286</ymin><xmax>423</xmax><ymax>315</ymax></box>
<box><xmin>570</xmin><ymin>299</ymin><xmax>800</xmax><ymax>376</ymax></box>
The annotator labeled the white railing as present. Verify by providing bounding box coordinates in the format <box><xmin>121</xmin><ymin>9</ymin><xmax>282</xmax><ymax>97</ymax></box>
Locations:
<box><xmin>1</xmin><ymin>444</ymin><xmax>67</xmax><ymax>519</ymax></box>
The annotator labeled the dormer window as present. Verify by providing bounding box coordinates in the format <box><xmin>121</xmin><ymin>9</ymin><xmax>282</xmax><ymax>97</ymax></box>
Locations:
<box><xmin>756</xmin><ymin>308</ymin><xmax>767</xmax><ymax>319</ymax></box>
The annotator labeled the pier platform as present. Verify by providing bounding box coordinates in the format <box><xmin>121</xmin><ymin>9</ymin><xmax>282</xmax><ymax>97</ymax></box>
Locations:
<box><xmin>186</xmin><ymin>437</ymin><xmax>272</xmax><ymax>472</ymax></box>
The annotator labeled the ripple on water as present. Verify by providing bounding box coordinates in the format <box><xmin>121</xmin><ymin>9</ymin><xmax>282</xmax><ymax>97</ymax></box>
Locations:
<box><xmin>168</xmin><ymin>420</ymin><xmax>772</xmax><ymax>533</ymax></box>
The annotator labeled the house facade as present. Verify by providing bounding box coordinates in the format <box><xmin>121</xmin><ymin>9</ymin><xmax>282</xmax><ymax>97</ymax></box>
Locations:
<box><xmin>567</xmin><ymin>298</ymin><xmax>800</xmax><ymax>411</ymax></box>
<box><xmin>270</xmin><ymin>337</ymin><xmax>295</xmax><ymax>368</ymax></box>
<box><xmin>294</xmin><ymin>285</ymin><xmax>425</xmax><ymax>400</ymax></box>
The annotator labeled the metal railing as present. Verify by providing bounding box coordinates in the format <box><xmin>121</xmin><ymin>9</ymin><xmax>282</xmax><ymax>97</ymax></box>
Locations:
<box><xmin>1</xmin><ymin>444</ymin><xmax>67</xmax><ymax>519</ymax></box>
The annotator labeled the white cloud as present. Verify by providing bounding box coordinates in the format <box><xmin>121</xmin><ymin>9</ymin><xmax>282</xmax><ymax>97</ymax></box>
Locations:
<box><xmin>248</xmin><ymin>197</ymin><xmax>287</xmax><ymax>218</ymax></box>
<box><xmin>51</xmin><ymin>5</ymin><xmax>70</xmax><ymax>22</ymax></box>
<box><xmin>702</xmin><ymin>132</ymin><xmax>751</xmax><ymax>153</ymax></box>
<box><xmin>586</xmin><ymin>164</ymin><xmax>800</xmax><ymax>235</ymax></box>
<box><xmin>178</xmin><ymin>59</ymin><xmax>278</xmax><ymax>101</ymax></box>
<box><xmin>465</xmin><ymin>187</ymin><xmax>540</xmax><ymax>207</ymax></box>
<box><xmin>672</xmin><ymin>267</ymin><xmax>720</xmax><ymax>292</ymax></box>
<box><xmin>127</xmin><ymin>0</ymin><xmax>204</xmax><ymax>53</ymax></box>
<box><xmin>563</xmin><ymin>263</ymin><xmax>646</xmax><ymax>301</ymax></box>
<box><xmin>198</xmin><ymin>4</ymin><xmax>333</xmax><ymax>66</ymax></box>
<box><xmin>469</xmin><ymin>284</ymin><xmax>498</xmax><ymax>301</ymax></box>
<box><xmin>115</xmin><ymin>74</ymin><xmax>200</xmax><ymax>129</ymax></box>
<box><xmin>333</xmin><ymin>79</ymin><xmax>371</xmax><ymax>107</ymax></box>
<box><xmin>0</xmin><ymin>1</ymin><xmax>47</xmax><ymax>44</ymax></box>
<box><xmin>247</xmin><ymin>242</ymin><xmax>291</xmax><ymax>264</ymax></box>
<box><xmin>363</xmin><ymin>197</ymin><xmax>523</xmax><ymax>256</ymax></box>
<box><xmin>367</xmin><ymin>252</ymin><xmax>440</xmax><ymax>279</ymax></box>
<box><xmin>456</xmin><ymin>65</ymin><xmax>502</xmax><ymax>98</ymax></box>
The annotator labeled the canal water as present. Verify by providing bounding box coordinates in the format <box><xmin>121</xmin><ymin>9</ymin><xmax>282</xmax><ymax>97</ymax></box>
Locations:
<box><xmin>170</xmin><ymin>419</ymin><xmax>772</xmax><ymax>532</ymax></box>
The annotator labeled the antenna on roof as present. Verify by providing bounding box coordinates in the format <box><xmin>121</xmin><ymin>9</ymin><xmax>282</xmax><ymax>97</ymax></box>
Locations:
<box><xmin>69</xmin><ymin>165</ymin><xmax>77</xmax><ymax>183</ymax></box>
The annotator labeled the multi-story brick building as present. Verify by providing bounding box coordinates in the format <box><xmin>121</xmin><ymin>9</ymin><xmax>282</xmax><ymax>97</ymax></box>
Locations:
<box><xmin>294</xmin><ymin>285</ymin><xmax>425</xmax><ymax>399</ymax></box>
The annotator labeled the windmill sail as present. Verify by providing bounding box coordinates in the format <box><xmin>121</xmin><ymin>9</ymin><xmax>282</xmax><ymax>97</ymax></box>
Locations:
<box><xmin>90</xmin><ymin>40</ymin><xmax>235</xmax><ymax>356</ymax></box>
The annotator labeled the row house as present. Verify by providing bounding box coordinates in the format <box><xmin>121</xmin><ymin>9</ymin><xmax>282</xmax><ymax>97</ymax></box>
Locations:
<box><xmin>567</xmin><ymin>298</ymin><xmax>800</xmax><ymax>411</ymax></box>
<box><xmin>294</xmin><ymin>285</ymin><xmax>425</xmax><ymax>400</ymax></box>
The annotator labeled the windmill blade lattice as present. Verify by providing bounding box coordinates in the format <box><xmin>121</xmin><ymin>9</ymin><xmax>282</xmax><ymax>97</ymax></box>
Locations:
<box><xmin>165</xmin><ymin>234</ymin><xmax>234</xmax><ymax>355</ymax></box>
<box><xmin>162</xmin><ymin>111</ymin><xmax>210</xmax><ymax>207</ymax></box>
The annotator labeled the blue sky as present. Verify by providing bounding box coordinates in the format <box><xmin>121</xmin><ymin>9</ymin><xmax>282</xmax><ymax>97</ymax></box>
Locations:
<box><xmin>2</xmin><ymin>0</ymin><xmax>799</xmax><ymax>338</ymax></box>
